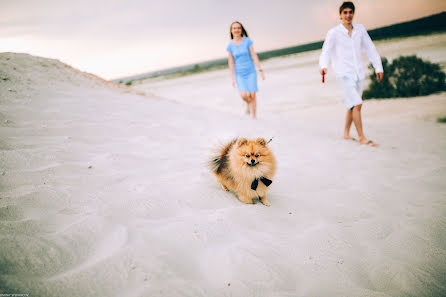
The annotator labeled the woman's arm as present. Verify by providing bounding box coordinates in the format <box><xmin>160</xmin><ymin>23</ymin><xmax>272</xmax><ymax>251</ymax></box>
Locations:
<box><xmin>228</xmin><ymin>52</ymin><xmax>236</xmax><ymax>87</ymax></box>
<box><xmin>249</xmin><ymin>45</ymin><xmax>265</xmax><ymax>80</ymax></box>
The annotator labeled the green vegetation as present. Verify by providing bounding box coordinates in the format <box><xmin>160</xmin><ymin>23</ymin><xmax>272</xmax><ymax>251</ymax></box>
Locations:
<box><xmin>363</xmin><ymin>58</ymin><xmax>394</xmax><ymax>99</ymax></box>
<box><xmin>125</xmin><ymin>81</ymin><xmax>132</xmax><ymax>86</ymax></box>
<box><xmin>364</xmin><ymin>55</ymin><xmax>446</xmax><ymax>99</ymax></box>
<box><xmin>437</xmin><ymin>116</ymin><xmax>446</xmax><ymax>123</ymax></box>
<box><xmin>167</xmin><ymin>63</ymin><xmax>226</xmax><ymax>77</ymax></box>
<box><xmin>258</xmin><ymin>41</ymin><xmax>324</xmax><ymax>60</ymax></box>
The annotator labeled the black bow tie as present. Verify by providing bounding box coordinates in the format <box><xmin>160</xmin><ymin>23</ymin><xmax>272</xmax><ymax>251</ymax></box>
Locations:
<box><xmin>251</xmin><ymin>177</ymin><xmax>273</xmax><ymax>190</ymax></box>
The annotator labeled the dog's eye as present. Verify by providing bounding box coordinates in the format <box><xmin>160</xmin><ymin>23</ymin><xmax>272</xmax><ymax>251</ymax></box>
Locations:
<box><xmin>245</xmin><ymin>154</ymin><xmax>250</xmax><ymax>158</ymax></box>
<box><xmin>255</xmin><ymin>154</ymin><xmax>259</xmax><ymax>158</ymax></box>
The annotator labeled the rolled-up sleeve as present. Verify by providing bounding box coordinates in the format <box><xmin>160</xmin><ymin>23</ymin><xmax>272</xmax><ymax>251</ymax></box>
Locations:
<box><xmin>361</xmin><ymin>27</ymin><xmax>383</xmax><ymax>73</ymax></box>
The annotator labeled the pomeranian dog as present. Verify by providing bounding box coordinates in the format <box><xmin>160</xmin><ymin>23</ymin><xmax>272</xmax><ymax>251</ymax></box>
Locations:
<box><xmin>210</xmin><ymin>137</ymin><xmax>276</xmax><ymax>206</ymax></box>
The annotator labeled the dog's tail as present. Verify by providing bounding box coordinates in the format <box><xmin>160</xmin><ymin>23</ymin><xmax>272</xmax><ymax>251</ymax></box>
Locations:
<box><xmin>209</xmin><ymin>138</ymin><xmax>237</xmax><ymax>174</ymax></box>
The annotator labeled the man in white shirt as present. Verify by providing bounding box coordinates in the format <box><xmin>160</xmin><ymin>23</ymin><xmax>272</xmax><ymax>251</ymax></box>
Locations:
<box><xmin>319</xmin><ymin>1</ymin><xmax>383</xmax><ymax>146</ymax></box>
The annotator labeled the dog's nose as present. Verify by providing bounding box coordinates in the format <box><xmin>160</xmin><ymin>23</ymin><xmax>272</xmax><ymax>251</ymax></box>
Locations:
<box><xmin>251</xmin><ymin>159</ymin><xmax>256</xmax><ymax>164</ymax></box>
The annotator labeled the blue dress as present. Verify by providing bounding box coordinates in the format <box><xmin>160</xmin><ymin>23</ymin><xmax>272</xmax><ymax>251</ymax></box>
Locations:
<box><xmin>227</xmin><ymin>37</ymin><xmax>258</xmax><ymax>92</ymax></box>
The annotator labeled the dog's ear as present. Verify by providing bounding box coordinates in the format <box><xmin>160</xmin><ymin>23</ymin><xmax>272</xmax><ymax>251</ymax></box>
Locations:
<box><xmin>256</xmin><ymin>137</ymin><xmax>267</xmax><ymax>146</ymax></box>
<box><xmin>237</xmin><ymin>138</ymin><xmax>248</xmax><ymax>147</ymax></box>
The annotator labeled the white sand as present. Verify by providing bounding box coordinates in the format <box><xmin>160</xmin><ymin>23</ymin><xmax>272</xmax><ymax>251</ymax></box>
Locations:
<box><xmin>1</xmin><ymin>33</ymin><xmax>446</xmax><ymax>297</ymax></box>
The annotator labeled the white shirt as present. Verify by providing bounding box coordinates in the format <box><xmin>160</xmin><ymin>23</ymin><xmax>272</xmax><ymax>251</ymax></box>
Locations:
<box><xmin>319</xmin><ymin>23</ymin><xmax>383</xmax><ymax>80</ymax></box>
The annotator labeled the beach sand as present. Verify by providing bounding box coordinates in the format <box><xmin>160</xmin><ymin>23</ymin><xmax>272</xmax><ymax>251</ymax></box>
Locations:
<box><xmin>0</xmin><ymin>33</ymin><xmax>445</xmax><ymax>297</ymax></box>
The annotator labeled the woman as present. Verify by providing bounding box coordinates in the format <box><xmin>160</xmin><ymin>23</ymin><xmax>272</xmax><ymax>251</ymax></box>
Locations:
<box><xmin>227</xmin><ymin>21</ymin><xmax>265</xmax><ymax>119</ymax></box>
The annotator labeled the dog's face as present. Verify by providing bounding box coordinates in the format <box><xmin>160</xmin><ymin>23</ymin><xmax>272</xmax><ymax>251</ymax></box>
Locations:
<box><xmin>233</xmin><ymin>137</ymin><xmax>274</xmax><ymax>169</ymax></box>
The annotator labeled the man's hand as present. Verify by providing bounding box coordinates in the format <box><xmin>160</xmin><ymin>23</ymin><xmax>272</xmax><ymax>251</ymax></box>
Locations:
<box><xmin>320</xmin><ymin>68</ymin><xmax>327</xmax><ymax>83</ymax></box>
<box><xmin>376</xmin><ymin>72</ymin><xmax>383</xmax><ymax>83</ymax></box>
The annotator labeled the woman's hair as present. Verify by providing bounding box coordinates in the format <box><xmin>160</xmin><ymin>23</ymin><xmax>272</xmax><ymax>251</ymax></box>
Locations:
<box><xmin>230</xmin><ymin>21</ymin><xmax>249</xmax><ymax>39</ymax></box>
<box><xmin>339</xmin><ymin>1</ymin><xmax>355</xmax><ymax>14</ymax></box>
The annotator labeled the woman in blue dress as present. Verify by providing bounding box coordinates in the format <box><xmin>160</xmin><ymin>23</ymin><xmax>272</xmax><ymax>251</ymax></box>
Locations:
<box><xmin>227</xmin><ymin>21</ymin><xmax>265</xmax><ymax>119</ymax></box>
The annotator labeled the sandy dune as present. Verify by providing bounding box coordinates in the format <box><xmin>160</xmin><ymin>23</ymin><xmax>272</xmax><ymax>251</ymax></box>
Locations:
<box><xmin>0</xmin><ymin>33</ymin><xmax>445</xmax><ymax>297</ymax></box>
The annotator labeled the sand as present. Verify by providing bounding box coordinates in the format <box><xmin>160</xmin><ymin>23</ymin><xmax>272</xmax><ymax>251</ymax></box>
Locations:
<box><xmin>0</xmin><ymin>32</ymin><xmax>445</xmax><ymax>297</ymax></box>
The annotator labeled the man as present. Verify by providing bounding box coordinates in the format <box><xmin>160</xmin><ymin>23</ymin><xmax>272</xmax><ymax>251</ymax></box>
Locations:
<box><xmin>319</xmin><ymin>1</ymin><xmax>383</xmax><ymax>146</ymax></box>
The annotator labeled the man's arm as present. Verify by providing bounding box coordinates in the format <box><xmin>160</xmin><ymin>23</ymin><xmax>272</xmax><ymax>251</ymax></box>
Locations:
<box><xmin>361</xmin><ymin>26</ymin><xmax>383</xmax><ymax>82</ymax></box>
<box><xmin>319</xmin><ymin>29</ymin><xmax>334</xmax><ymax>75</ymax></box>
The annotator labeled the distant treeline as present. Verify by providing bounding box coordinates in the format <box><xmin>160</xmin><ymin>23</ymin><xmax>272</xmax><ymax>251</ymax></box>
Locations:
<box><xmin>368</xmin><ymin>11</ymin><xmax>446</xmax><ymax>40</ymax></box>
<box><xmin>118</xmin><ymin>12</ymin><xmax>446</xmax><ymax>83</ymax></box>
<box><xmin>259</xmin><ymin>12</ymin><xmax>446</xmax><ymax>60</ymax></box>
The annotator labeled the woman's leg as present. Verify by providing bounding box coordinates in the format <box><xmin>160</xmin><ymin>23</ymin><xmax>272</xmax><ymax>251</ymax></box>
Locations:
<box><xmin>240</xmin><ymin>91</ymin><xmax>250</xmax><ymax>113</ymax></box>
<box><xmin>249</xmin><ymin>92</ymin><xmax>257</xmax><ymax>119</ymax></box>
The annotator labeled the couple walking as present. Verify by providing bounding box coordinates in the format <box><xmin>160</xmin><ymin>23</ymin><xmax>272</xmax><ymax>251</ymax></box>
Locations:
<box><xmin>227</xmin><ymin>1</ymin><xmax>383</xmax><ymax>146</ymax></box>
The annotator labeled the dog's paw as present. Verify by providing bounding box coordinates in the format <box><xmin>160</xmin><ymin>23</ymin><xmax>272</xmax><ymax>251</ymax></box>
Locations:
<box><xmin>260</xmin><ymin>198</ymin><xmax>271</xmax><ymax>207</ymax></box>
<box><xmin>221</xmin><ymin>184</ymin><xmax>229</xmax><ymax>191</ymax></box>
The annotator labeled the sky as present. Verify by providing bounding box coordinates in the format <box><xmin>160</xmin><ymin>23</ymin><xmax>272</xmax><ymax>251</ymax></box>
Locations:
<box><xmin>1</xmin><ymin>0</ymin><xmax>445</xmax><ymax>80</ymax></box>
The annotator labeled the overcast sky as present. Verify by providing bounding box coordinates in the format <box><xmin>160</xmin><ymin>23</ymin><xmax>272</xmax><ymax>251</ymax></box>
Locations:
<box><xmin>1</xmin><ymin>0</ymin><xmax>445</xmax><ymax>79</ymax></box>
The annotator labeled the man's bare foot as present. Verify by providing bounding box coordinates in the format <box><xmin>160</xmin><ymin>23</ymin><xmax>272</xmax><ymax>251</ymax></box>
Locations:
<box><xmin>359</xmin><ymin>138</ymin><xmax>377</xmax><ymax>146</ymax></box>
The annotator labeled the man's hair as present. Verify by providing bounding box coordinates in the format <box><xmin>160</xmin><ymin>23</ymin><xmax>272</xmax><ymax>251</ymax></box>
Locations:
<box><xmin>339</xmin><ymin>1</ymin><xmax>355</xmax><ymax>14</ymax></box>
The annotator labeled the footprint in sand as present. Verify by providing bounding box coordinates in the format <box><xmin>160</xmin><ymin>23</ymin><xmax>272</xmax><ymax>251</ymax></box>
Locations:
<box><xmin>48</xmin><ymin>218</ymin><xmax>129</xmax><ymax>280</ymax></box>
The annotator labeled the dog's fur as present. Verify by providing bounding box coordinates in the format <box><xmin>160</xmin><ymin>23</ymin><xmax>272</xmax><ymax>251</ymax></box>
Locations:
<box><xmin>210</xmin><ymin>137</ymin><xmax>276</xmax><ymax>206</ymax></box>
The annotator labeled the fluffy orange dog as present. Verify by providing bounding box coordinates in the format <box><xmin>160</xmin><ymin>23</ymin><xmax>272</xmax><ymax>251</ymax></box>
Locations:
<box><xmin>210</xmin><ymin>137</ymin><xmax>276</xmax><ymax>206</ymax></box>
